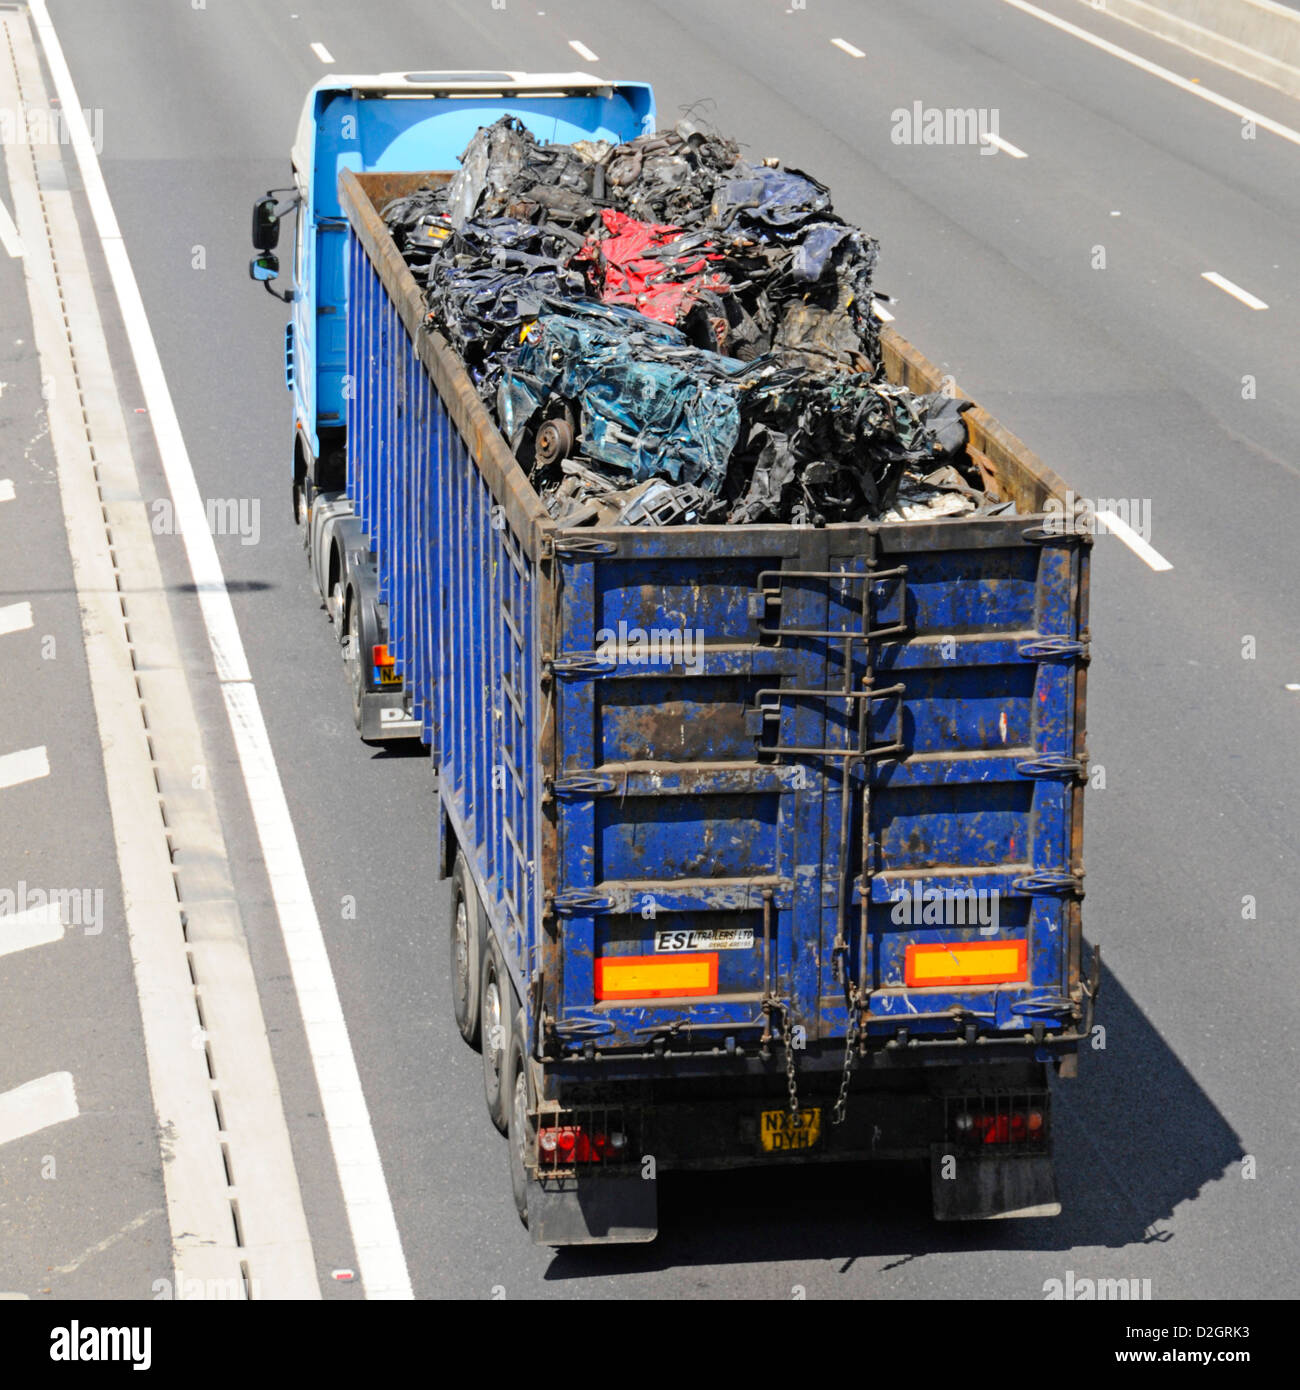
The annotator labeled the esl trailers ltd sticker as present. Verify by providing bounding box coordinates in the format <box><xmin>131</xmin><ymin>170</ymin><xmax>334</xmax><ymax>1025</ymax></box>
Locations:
<box><xmin>654</xmin><ymin>928</ymin><xmax>754</xmax><ymax>952</ymax></box>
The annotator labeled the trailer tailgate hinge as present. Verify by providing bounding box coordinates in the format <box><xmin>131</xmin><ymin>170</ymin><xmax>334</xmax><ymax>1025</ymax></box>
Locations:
<box><xmin>1018</xmin><ymin>635</ymin><xmax>1090</xmax><ymax>662</ymax></box>
<box><xmin>1015</xmin><ymin>753</ymin><xmax>1086</xmax><ymax>780</ymax></box>
<box><xmin>547</xmin><ymin>772</ymin><xmax>619</xmax><ymax>798</ymax></box>
<box><xmin>548</xmin><ymin>889</ymin><xmax>616</xmax><ymax>916</ymax></box>
<box><xmin>547</xmin><ymin>653</ymin><xmax>616</xmax><ymax>677</ymax></box>
<box><xmin>1012</xmin><ymin>871</ymin><xmax>1085</xmax><ymax>897</ymax></box>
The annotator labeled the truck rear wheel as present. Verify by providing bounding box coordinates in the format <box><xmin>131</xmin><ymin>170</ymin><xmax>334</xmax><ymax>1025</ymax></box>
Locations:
<box><xmin>480</xmin><ymin>937</ymin><xmax>510</xmax><ymax>1133</ymax></box>
<box><xmin>330</xmin><ymin>576</ymin><xmax>346</xmax><ymax>639</ymax></box>
<box><xmin>449</xmin><ymin>853</ymin><xmax>481</xmax><ymax>1048</ymax></box>
<box><xmin>505</xmin><ymin>1010</ymin><xmax>532</xmax><ymax>1229</ymax></box>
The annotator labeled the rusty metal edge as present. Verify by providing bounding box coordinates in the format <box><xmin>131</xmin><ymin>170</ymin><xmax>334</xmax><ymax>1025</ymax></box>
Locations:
<box><xmin>341</xmin><ymin>169</ymin><xmax>554</xmax><ymax>558</ymax></box>
<box><xmin>1068</xmin><ymin>543</ymin><xmax>1091</xmax><ymax>1014</ymax></box>
<box><xmin>340</xmin><ymin>169</ymin><xmax>562</xmax><ymax>1047</ymax></box>
<box><xmin>339</xmin><ymin>169</ymin><xmax>1068</xmax><ymax>547</ymax></box>
<box><xmin>878</xmin><ymin>326</ymin><xmax>1070</xmax><ymax>513</ymax></box>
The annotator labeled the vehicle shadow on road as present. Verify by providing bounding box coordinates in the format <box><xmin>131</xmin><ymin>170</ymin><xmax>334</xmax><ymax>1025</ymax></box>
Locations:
<box><xmin>542</xmin><ymin>959</ymin><xmax>1243</xmax><ymax>1279</ymax></box>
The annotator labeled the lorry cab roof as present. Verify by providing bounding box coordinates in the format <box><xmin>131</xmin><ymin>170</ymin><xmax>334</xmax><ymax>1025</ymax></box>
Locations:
<box><xmin>291</xmin><ymin>71</ymin><xmax>654</xmax><ymax>180</ymax></box>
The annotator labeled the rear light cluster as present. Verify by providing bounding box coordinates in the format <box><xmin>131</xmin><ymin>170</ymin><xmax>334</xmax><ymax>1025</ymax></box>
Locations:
<box><xmin>537</xmin><ymin>1126</ymin><xmax>629</xmax><ymax>1167</ymax></box>
<box><xmin>946</xmin><ymin>1092</ymin><xmax>1050</xmax><ymax>1147</ymax></box>
<box><xmin>372</xmin><ymin>643</ymin><xmax>398</xmax><ymax>685</ymax></box>
<box><xmin>954</xmin><ymin>1109</ymin><xmax>1045</xmax><ymax>1145</ymax></box>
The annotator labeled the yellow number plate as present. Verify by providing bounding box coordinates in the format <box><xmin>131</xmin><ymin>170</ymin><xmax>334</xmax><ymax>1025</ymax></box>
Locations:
<box><xmin>760</xmin><ymin>1107</ymin><xmax>821</xmax><ymax>1152</ymax></box>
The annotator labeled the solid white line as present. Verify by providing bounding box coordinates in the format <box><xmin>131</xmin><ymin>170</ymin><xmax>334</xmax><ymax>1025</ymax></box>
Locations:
<box><xmin>220</xmin><ymin>682</ymin><xmax>412</xmax><ymax>1299</ymax></box>
<box><xmin>568</xmin><ymin>38</ymin><xmax>599</xmax><ymax>62</ymax></box>
<box><xmin>831</xmin><ymin>37</ymin><xmax>866</xmax><ymax>59</ymax></box>
<box><xmin>3</xmin><ymin>6</ymin><xmax>306</xmax><ymax>1294</ymax></box>
<box><xmin>982</xmin><ymin>132</ymin><xmax>1029</xmax><ymax>158</ymax></box>
<box><xmin>310</xmin><ymin>41</ymin><xmax>334</xmax><ymax>64</ymax></box>
<box><xmin>0</xmin><ymin>745</ymin><xmax>49</xmax><ymax>790</ymax></box>
<box><xmin>1095</xmin><ymin>510</ymin><xmax>1173</xmax><ymax>571</ymax></box>
<box><xmin>1201</xmin><ymin>271</ymin><xmax>1268</xmax><ymax>311</ymax></box>
<box><xmin>0</xmin><ymin>478</ymin><xmax>14</xmax><ymax>502</ymax></box>
<box><xmin>0</xmin><ymin>1072</ymin><xmax>78</xmax><ymax>1146</ymax></box>
<box><xmin>872</xmin><ymin>300</ymin><xmax>895</xmax><ymax>322</ymax></box>
<box><xmin>0</xmin><ymin>901</ymin><xmax>65</xmax><ymax>957</ymax></box>
<box><xmin>1001</xmin><ymin>0</ymin><xmax>1300</xmax><ymax>149</ymax></box>
<box><xmin>0</xmin><ymin>600</ymin><xmax>33</xmax><ymax>636</ymax></box>
<box><xmin>0</xmin><ymin>195</ymin><xmax>23</xmax><ymax>257</ymax></box>
<box><xmin>29</xmin><ymin>0</ymin><xmax>413</xmax><ymax>1300</ymax></box>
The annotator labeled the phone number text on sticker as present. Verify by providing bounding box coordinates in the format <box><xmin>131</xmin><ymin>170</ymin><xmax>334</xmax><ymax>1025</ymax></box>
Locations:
<box><xmin>655</xmin><ymin>929</ymin><xmax>755</xmax><ymax>952</ymax></box>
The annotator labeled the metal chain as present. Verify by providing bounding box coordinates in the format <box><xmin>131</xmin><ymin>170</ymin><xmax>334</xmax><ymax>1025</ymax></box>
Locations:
<box><xmin>782</xmin><ymin>1004</ymin><xmax>801</xmax><ymax>1124</ymax></box>
<box><xmin>832</xmin><ymin>987</ymin><xmax>860</xmax><ymax>1126</ymax></box>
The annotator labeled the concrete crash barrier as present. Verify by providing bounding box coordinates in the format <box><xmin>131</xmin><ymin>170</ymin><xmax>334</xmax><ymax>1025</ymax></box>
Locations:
<box><xmin>1079</xmin><ymin>0</ymin><xmax>1300</xmax><ymax>97</ymax></box>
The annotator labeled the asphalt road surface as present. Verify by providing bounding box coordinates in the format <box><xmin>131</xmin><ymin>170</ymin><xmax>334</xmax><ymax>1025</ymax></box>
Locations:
<box><xmin>1</xmin><ymin>0</ymin><xmax>1297</xmax><ymax>1302</ymax></box>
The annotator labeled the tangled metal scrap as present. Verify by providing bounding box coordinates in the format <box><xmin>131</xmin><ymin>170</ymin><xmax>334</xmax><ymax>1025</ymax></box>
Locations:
<box><xmin>383</xmin><ymin>117</ymin><xmax>1000</xmax><ymax>527</ymax></box>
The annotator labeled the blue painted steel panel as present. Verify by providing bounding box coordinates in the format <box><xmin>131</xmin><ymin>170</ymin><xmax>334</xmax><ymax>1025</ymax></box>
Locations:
<box><xmin>341</xmin><ymin>165</ymin><xmax>1090</xmax><ymax>1075</ymax></box>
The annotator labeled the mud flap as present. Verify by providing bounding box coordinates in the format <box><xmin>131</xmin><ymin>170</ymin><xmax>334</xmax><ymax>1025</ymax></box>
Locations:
<box><xmin>527</xmin><ymin>1173</ymin><xmax>658</xmax><ymax>1246</ymax></box>
<box><xmin>930</xmin><ymin>1145</ymin><xmax>1061</xmax><ymax>1221</ymax></box>
<box><xmin>357</xmin><ymin>690</ymin><xmax>421</xmax><ymax>740</ymax></box>
<box><xmin>345</xmin><ymin>571</ymin><xmax>422</xmax><ymax>741</ymax></box>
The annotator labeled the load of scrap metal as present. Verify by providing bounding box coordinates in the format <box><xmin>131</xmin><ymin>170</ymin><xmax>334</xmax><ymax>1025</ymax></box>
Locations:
<box><xmin>382</xmin><ymin>116</ymin><xmax>1006</xmax><ymax>527</ymax></box>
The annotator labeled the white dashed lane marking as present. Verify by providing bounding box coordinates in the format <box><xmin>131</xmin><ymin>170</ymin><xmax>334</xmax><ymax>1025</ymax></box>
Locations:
<box><xmin>0</xmin><ymin>195</ymin><xmax>22</xmax><ymax>257</ymax></box>
<box><xmin>0</xmin><ymin>1072</ymin><xmax>78</xmax><ymax>1146</ymax></box>
<box><xmin>1095</xmin><ymin>511</ymin><xmax>1173</xmax><ymax>572</ymax></box>
<box><xmin>0</xmin><ymin>601</ymin><xmax>33</xmax><ymax>635</ymax></box>
<box><xmin>1201</xmin><ymin>271</ymin><xmax>1268</xmax><ymax>311</ymax></box>
<box><xmin>0</xmin><ymin>745</ymin><xmax>49</xmax><ymax>790</ymax></box>
<box><xmin>982</xmin><ymin>132</ymin><xmax>1028</xmax><ymax>158</ymax></box>
<box><xmin>0</xmin><ymin>901</ymin><xmax>65</xmax><ymax>957</ymax></box>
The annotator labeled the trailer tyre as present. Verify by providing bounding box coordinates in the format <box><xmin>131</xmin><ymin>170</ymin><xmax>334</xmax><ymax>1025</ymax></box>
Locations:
<box><xmin>449</xmin><ymin>853</ymin><xmax>481</xmax><ymax>1049</ymax></box>
<box><xmin>480</xmin><ymin>936</ymin><xmax>510</xmax><ymax>1133</ymax></box>
<box><xmin>505</xmin><ymin>1010</ymin><xmax>533</xmax><ymax>1229</ymax></box>
<box><xmin>343</xmin><ymin>593</ymin><xmax>364</xmax><ymax>731</ymax></box>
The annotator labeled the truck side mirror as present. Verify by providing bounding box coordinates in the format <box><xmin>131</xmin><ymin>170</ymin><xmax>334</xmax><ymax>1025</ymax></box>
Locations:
<box><xmin>252</xmin><ymin>195</ymin><xmax>281</xmax><ymax>251</ymax></box>
<box><xmin>250</xmin><ymin>251</ymin><xmax>292</xmax><ymax>302</ymax></box>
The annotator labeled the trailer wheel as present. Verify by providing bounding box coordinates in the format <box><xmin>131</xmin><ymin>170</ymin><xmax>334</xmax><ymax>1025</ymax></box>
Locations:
<box><xmin>449</xmin><ymin>853</ymin><xmax>481</xmax><ymax>1048</ymax></box>
<box><xmin>480</xmin><ymin>936</ymin><xmax>510</xmax><ymax>1133</ymax></box>
<box><xmin>505</xmin><ymin>1009</ymin><xmax>533</xmax><ymax>1229</ymax></box>
<box><xmin>343</xmin><ymin>594</ymin><xmax>364</xmax><ymax>731</ymax></box>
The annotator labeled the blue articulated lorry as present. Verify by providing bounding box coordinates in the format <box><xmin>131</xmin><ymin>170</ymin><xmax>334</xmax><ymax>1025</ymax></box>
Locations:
<box><xmin>250</xmin><ymin>72</ymin><xmax>1099</xmax><ymax>1244</ymax></box>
